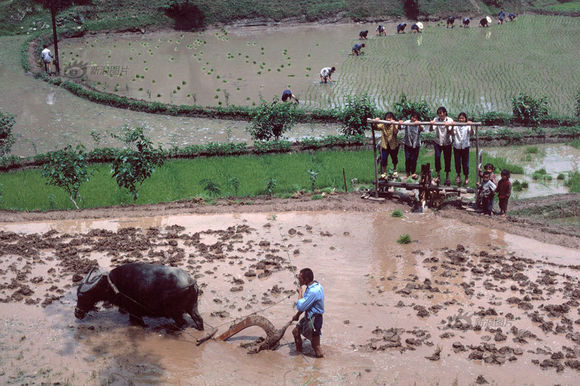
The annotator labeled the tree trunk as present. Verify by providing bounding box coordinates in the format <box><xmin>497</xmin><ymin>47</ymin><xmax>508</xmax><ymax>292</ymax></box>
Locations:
<box><xmin>50</xmin><ymin>2</ymin><xmax>60</xmax><ymax>75</ymax></box>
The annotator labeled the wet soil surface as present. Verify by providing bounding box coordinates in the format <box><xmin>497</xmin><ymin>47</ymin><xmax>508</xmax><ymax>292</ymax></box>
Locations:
<box><xmin>0</xmin><ymin>194</ymin><xmax>578</xmax><ymax>384</ymax></box>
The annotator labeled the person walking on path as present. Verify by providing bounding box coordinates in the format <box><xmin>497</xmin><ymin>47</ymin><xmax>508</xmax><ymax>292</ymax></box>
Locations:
<box><xmin>41</xmin><ymin>45</ymin><xmax>54</xmax><ymax>74</ymax></box>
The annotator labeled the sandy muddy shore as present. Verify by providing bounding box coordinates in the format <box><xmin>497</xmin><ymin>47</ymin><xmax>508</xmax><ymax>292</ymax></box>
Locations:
<box><xmin>0</xmin><ymin>195</ymin><xmax>578</xmax><ymax>385</ymax></box>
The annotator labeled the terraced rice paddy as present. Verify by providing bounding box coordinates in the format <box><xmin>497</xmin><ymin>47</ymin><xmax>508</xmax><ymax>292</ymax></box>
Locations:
<box><xmin>59</xmin><ymin>15</ymin><xmax>579</xmax><ymax>115</ymax></box>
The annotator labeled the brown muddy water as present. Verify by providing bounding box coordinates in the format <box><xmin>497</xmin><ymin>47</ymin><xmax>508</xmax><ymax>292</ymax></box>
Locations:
<box><xmin>0</xmin><ymin>210</ymin><xmax>578</xmax><ymax>384</ymax></box>
<box><xmin>485</xmin><ymin>143</ymin><xmax>580</xmax><ymax>198</ymax></box>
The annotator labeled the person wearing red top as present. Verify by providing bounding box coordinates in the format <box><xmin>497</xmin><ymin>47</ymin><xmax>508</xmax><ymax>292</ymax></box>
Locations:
<box><xmin>497</xmin><ymin>169</ymin><xmax>512</xmax><ymax>216</ymax></box>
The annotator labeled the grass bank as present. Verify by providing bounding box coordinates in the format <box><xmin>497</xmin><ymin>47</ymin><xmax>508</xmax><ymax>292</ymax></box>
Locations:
<box><xmin>0</xmin><ymin>149</ymin><xmax>522</xmax><ymax>211</ymax></box>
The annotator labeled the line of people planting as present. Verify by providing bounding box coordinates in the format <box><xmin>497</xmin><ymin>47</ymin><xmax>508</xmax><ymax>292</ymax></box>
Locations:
<box><xmin>374</xmin><ymin>107</ymin><xmax>512</xmax><ymax>216</ymax></box>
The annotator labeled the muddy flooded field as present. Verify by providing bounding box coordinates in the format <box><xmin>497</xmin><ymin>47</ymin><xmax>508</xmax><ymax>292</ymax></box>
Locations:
<box><xmin>485</xmin><ymin>143</ymin><xmax>579</xmax><ymax>198</ymax></box>
<box><xmin>56</xmin><ymin>16</ymin><xmax>580</xmax><ymax>114</ymax></box>
<box><xmin>0</xmin><ymin>36</ymin><xmax>340</xmax><ymax>158</ymax></box>
<box><xmin>0</xmin><ymin>204</ymin><xmax>578</xmax><ymax>384</ymax></box>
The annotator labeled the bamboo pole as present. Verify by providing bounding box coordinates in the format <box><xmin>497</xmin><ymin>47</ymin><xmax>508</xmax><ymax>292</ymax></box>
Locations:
<box><xmin>370</xmin><ymin>124</ymin><xmax>379</xmax><ymax>198</ymax></box>
<box><xmin>367</xmin><ymin>119</ymin><xmax>483</xmax><ymax>126</ymax></box>
<box><xmin>475</xmin><ymin>125</ymin><xmax>480</xmax><ymax>203</ymax></box>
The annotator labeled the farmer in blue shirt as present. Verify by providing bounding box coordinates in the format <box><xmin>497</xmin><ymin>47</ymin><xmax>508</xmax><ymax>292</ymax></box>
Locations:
<box><xmin>352</xmin><ymin>43</ymin><xmax>365</xmax><ymax>56</ymax></box>
<box><xmin>292</xmin><ymin>268</ymin><xmax>324</xmax><ymax>358</ymax></box>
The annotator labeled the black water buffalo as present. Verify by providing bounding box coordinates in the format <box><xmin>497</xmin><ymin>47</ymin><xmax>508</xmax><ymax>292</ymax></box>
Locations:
<box><xmin>74</xmin><ymin>263</ymin><xmax>204</xmax><ymax>330</ymax></box>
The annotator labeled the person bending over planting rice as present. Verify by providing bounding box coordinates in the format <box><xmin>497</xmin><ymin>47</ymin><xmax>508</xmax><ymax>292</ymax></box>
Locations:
<box><xmin>376</xmin><ymin>24</ymin><xmax>386</xmax><ymax>36</ymax></box>
<box><xmin>411</xmin><ymin>23</ymin><xmax>423</xmax><ymax>33</ymax></box>
<box><xmin>446</xmin><ymin>16</ymin><xmax>456</xmax><ymax>28</ymax></box>
<box><xmin>319</xmin><ymin>66</ymin><xmax>335</xmax><ymax>83</ymax></box>
<box><xmin>352</xmin><ymin>43</ymin><xmax>365</xmax><ymax>56</ymax></box>
<box><xmin>281</xmin><ymin>89</ymin><xmax>299</xmax><ymax>103</ymax></box>
<box><xmin>462</xmin><ymin>17</ymin><xmax>470</xmax><ymax>27</ymax></box>
<box><xmin>397</xmin><ymin>23</ymin><xmax>407</xmax><ymax>33</ymax></box>
<box><xmin>359</xmin><ymin>30</ymin><xmax>368</xmax><ymax>39</ymax></box>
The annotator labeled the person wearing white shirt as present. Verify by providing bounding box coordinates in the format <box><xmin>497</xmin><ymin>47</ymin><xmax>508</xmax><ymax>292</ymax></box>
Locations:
<box><xmin>402</xmin><ymin>111</ymin><xmax>423</xmax><ymax>179</ymax></box>
<box><xmin>41</xmin><ymin>45</ymin><xmax>54</xmax><ymax>74</ymax></box>
<box><xmin>452</xmin><ymin>112</ymin><xmax>474</xmax><ymax>186</ymax></box>
<box><xmin>429</xmin><ymin>106</ymin><xmax>454</xmax><ymax>185</ymax></box>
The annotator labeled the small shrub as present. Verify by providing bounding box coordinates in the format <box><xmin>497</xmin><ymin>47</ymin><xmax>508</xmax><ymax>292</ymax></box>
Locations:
<box><xmin>525</xmin><ymin>146</ymin><xmax>539</xmax><ymax>154</ymax></box>
<box><xmin>41</xmin><ymin>145</ymin><xmax>90</xmax><ymax>209</ymax></box>
<box><xmin>576</xmin><ymin>90</ymin><xmax>580</xmax><ymax>118</ymax></box>
<box><xmin>557</xmin><ymin>173</ymin><xmax>565</xmax><ymax>180</ymax></box>
<box><xmin>521</xmin><ymin>181</ymin><xmax>529</xmax><ymax>189</ymax></box>
<box><xmin>265</xmin><ymin>177</ymin><xmax>277</xmax><ymax>197</ymax></box>
<box><xmin>0</xmin><ymin>110</ymin><xmax>16</xmax><ymax>157</ymax></box>
<box><xmin>566</xmin><ymin>171</ymin><xmax>580</xmax><ymax>193</ymax></box>
<box><xmin>247</xmin><ymin>98</ymin><xmax>297</xmax><ymax>141</ymax></box>
<box><xmin>227</xmin><ymin>176</ymin><xmax>240</xmax><ymax>196</ymax></box>
<box><xmin>512</xmin><ymin>94</ymin><xmax>549</xmax><ymax>126</ymax></box>
<box><xmin>393</xmin><ymin>93</ymin><xmax>432</xmax><ymax>121</ymax></box>
<box><xmin>110</xmin><ymin>127</ymin><xmax>165</xmax><ymax>202</ymax></box>
<box><xmin>397</xmin><ymin>234</ymin><xmax>412</xmax><ymax>244</ymax></box>
<box><xmin>391</xmin><ymin>209</ymin><xmax>403</xmax><ymax>218</ymax></box>
<box><xmin>479</xmin><ymin>112</ymin><xmax>510</xmax><ymax>125</ymax></box>
<box><xmin>339</xmin><ymin>94</ymin><xmax>377</xmax><ymax>137</ymax></box>
<box><xmin>200</xmin><ymin>179</ymin><xmax>221</xmax><ymax>197</ymax></box>
<box><xmin>534</xmin><ymin>168</ymin><xmax>547</xmax><ymax>175</ymax></box>
<box><xmin>512</xmin><ymin>180</ymin><xmax>523</xmax><ymax>192</ymax></box>
<box><xmin>307</xmin><ymin>169</ymin><xmax>319</xmax><ymax>192</ymax></box>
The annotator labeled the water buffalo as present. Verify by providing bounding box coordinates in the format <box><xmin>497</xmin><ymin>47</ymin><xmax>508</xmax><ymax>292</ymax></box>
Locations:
<box><xmin>74</xmin><ymin>263</ymin><xmax>204</xmax><ymax>330</ymax></box>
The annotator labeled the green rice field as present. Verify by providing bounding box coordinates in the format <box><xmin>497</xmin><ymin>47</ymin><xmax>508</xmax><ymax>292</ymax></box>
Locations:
<box><xmin>0</xmin><ymin>149</ymin><xmax>522</xmax><ymax>211</ymax></box>
<box><xmin>58</xmin><ymin>15</ymin><xmax>580</xmax><ymax>116</ymax></box>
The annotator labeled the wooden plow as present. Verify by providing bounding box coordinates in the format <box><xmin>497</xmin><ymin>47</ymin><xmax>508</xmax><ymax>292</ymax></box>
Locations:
<box><xmin>197</xmin><ymin>314</ymin><xmax>293</xmax><ymax>354</ymax></box>
<box><xmin>366</xmin><ymin>119</ymin><xmax>482</xmax><ymax>210</ymax></box>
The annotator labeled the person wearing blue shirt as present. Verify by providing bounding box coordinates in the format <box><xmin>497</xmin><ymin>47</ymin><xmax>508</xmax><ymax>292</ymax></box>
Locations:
<box><xmin>292</xmin><ymin>268</ymin><xmax>324</xmax><ymax>357</ymax></box>
<box><xmin>352</xmin><ymin>43</ymin><xmax>365</xmax><ymax>56</ymax></box>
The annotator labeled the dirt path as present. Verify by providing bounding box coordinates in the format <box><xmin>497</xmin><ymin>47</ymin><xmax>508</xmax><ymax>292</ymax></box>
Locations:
<box><xmin>1</xmin><ymin>192</ymin><xmax>578</xmax><ymax>248</ymax></box>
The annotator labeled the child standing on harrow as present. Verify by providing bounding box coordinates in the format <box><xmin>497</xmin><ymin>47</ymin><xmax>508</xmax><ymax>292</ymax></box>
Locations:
<box><xmin>402</xmin><ymin>111</ymin><xmax>423</xmax><ymax>179</ymax></box>
<box><xmin>430</xmin><ymin>106</ymin><xmax>454</xmax><ymax>185</ymax></box>
<box><xmin>375</xmin><ymin>112</ymin><xmax>401</xmax><ymax>177</ymax></box>
<box><xmin>452</xmin><ymin>112</ymin><xmax>474</xmax><ymax>186</ymax></box>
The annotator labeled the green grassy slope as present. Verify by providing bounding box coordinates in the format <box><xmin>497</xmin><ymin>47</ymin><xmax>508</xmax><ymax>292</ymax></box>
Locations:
<box><xmin>1</xmin><ymin>0</ymin><xmax>578</xmax><ymax>36</ymax></box>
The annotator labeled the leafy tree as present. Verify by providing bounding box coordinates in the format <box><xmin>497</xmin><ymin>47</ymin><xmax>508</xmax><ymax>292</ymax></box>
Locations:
<box><xmin>247</xmin><ymin>98</ymin><xmax>297</xmax><ymax>141</ymax></box>
<box><xmin>0</xmin><ymin>111</ymin><xmax>16</xmax><ymax>158</ymax></box>
<box><xmin>393</xmin><ymin>93</ymin><xmax>433</xmax><ymax>121</ymax></box>
<box><xmin>42</xmin><ymin>144</ymin><xmax>90</xmax><ymax>209</ymax></box>
<box><xmin>34</xmin><ymin>0</ymin><xmax>92</xmax><ymax>74</ymax></box>
<box><xmin>339</xmin><ymin>94</ymin><xmax>377</xmax><ymax>136</ymax></box>
<box><xmin>161</xmin><ymin>0</ymin><xmax>205</xmax><ymax>30</ymax></box>
<box><xmin>403</xmin><ymin>0</ymin><xmax>420</xmax><ymax>20</ymax></box>
<box><xmin>111</xmin><ymin>127</ymin><xmax>165</xmax><ymax>203</ymax></box>
<box><xmin>511</xmin><ymin>94</ymin><xmax>549</xmax><ymax>126</ymax></box>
